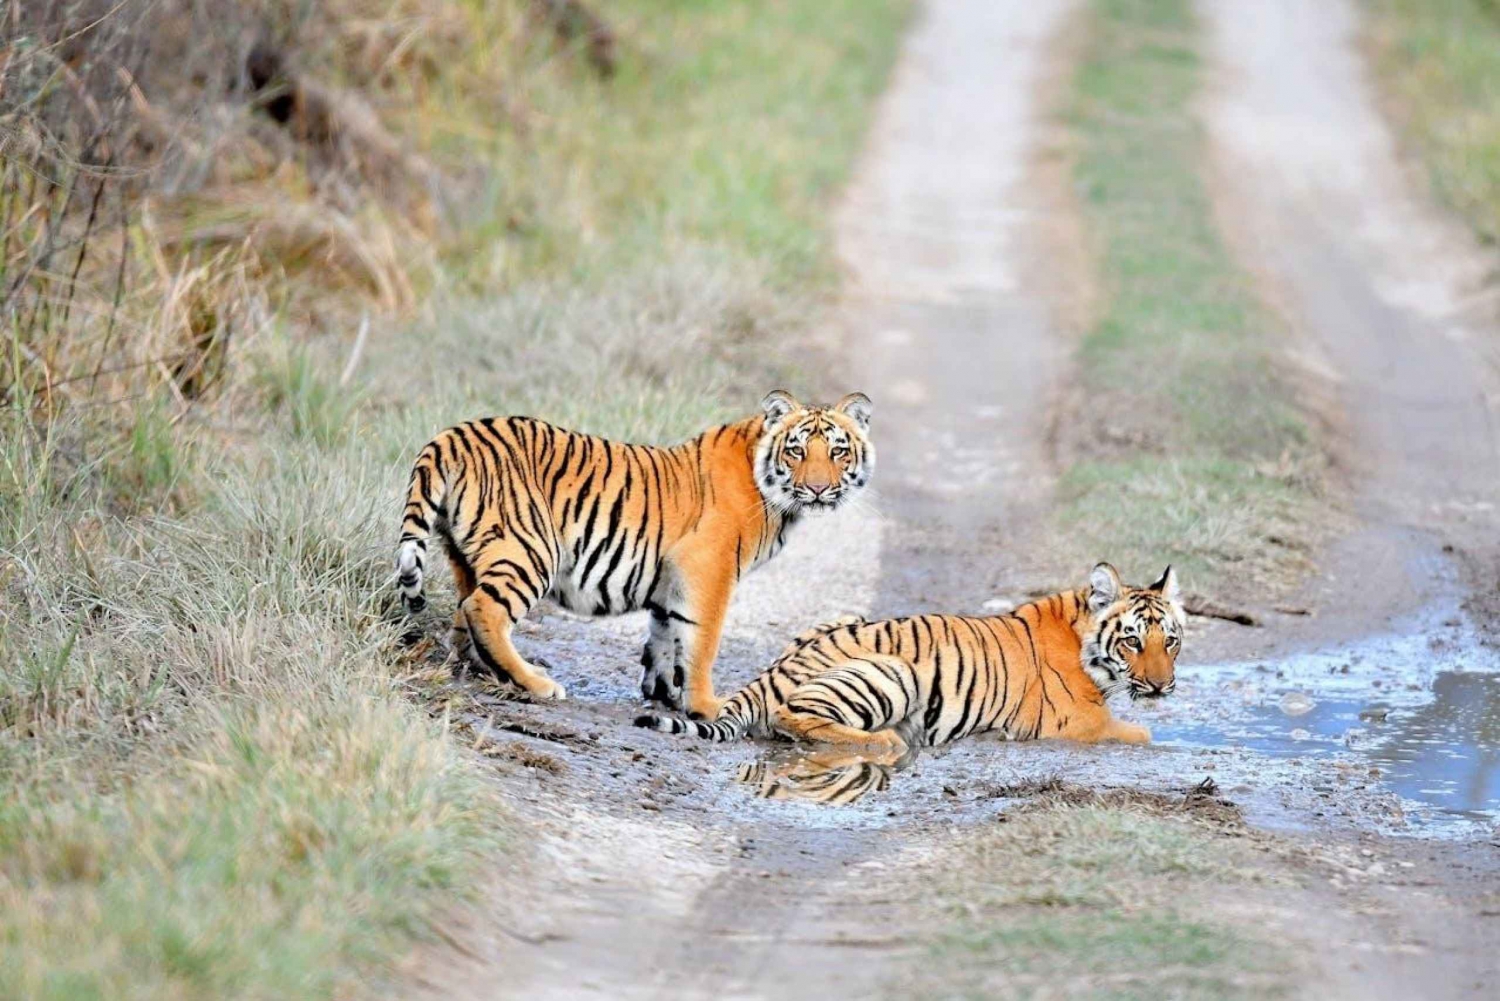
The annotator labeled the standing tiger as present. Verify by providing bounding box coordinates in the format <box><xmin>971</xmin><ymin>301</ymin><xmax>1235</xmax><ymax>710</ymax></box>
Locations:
<box><xmin>636</xmin><ymin>563</ymin><xmax>1183</xmax><ymax>750</ymax></box>
<box><xmin>396</xmin><ymin>390</ymin><xmax>875</xmax><ymax>717</ymax></box>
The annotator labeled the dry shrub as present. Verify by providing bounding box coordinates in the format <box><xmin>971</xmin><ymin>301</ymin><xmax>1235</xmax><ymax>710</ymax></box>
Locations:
<box><xmin>1</xmin><ymin>0</ymin><xmax>528</xmax><ymax>411</ymax></box>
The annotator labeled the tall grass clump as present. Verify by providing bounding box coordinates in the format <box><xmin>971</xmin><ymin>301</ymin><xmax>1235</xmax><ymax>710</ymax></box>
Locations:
<box><xmin>1057</xmin><ymin>0</ymin><xmax>1327</xmax><ymax>592</ymax></box>
<box><xmin>0</xmin><ymin>427</ymin><xmax>502</xmax><ymax>998</ymax></box>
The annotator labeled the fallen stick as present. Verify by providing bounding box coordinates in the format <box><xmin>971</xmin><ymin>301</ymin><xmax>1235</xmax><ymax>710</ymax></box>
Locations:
<box><xmin>1182</xmin><ymin>593</ymin><xmax>1259</xmax><ymax>627</ymax></box>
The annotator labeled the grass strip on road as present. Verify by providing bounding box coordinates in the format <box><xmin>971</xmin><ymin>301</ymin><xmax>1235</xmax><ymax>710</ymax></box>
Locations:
<box><xmin>896</xmin><ymin>793</ymin><xmax>1289</xmax><ymax>1001</ymax></box>
<box><xmin>1056</xmin><ymin>0</ymin><xmax>1327</xmax><ymax>595</ymax></box>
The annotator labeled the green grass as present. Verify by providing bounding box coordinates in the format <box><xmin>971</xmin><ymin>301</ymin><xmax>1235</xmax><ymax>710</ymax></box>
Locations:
<box><xmin>255</xmin><ymin>344</ymin><xmax>364</xmax><ymax>447</ymax></box>
<box><xmin>935</xmin><ymin>914</ymin><xmax>1251</xmax><ymax>1001</ymax></box>
<box><xmin>1058</xmin><ymin>0</ymin><xmax>1323</xmax><ymax>591</ymax></box>
<box><xmin>898</xmin><ymin>802</ymin><xmax>1287</xmax><ymax>1001</ymax></box>
<box><xmin>0</xmin><ymin>417</ymin><xmax>502</xmax><ymax>998</ymax></box>
<box><xmin>0</xmin><ymin>2</ymin><xmax>912</xmax><ymax>996</ymax></box>
<box><xmin>1368</xmin><ymin>0</ymin><xmax>1500</xmax><ymax>245</ymax></box>
<box><xmin>445</xmin><ymin>0</ymin><xmax>912</xmax><ymax>290</ymax></box>
<box><xmin>380</xmin><ymin>247</ymin><xmax>816</xmax><ymax>444</ymax></box>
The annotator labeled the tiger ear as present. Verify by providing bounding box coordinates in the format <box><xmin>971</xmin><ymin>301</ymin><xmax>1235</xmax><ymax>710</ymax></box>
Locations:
<box><xmin>1150</xmin><ymin>565</ymin><xmax>1181</xmax><ymax>604</ymax></box>
<box><xmin>1088</xmin><ymin>562</ymin><xmax>1122</xmax><ymax>613</ymax></box>
<box><xmin>762</xmin><ymin>390</ymin><xmax>800</xmax><ymax>425</ymax></box>
<box><xmin>834</xmin><ymin>392</ymin><xmax>873</xmax><ymax>431</ymax></box>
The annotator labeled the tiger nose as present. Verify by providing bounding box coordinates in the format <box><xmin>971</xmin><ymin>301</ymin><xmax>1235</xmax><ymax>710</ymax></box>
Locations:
<box><xmin>806</xmin><ymin>481</ymin><xmax>831</xmax><ymax>496</ymax></box>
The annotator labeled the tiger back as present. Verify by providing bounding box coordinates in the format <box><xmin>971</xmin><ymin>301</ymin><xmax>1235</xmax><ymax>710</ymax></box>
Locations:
<box><xmin>636</xmin><ymin>562</ymin><xmax>1184</xmax><ymax>750</ymax></box>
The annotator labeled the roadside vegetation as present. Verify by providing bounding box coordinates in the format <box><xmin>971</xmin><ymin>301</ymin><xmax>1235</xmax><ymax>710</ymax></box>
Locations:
<box><xmin>0</xmin><ymin>1</ymin><xmax>909</xmax><ymax>996</ymax></box>
<box><xmin>1367</xmin><ymin>0</ymin><xmax>1500</xmax><ymax>246</ymax></box>
<box><xmin>897</xmin><ymin>787</ymin><xmax>1290</xmax><ymax>1001</ymax></box>
<box><xmin>1053</xmin><ymin>0</ymin><xmax>1329</xmax><ymax>597</ymax></box>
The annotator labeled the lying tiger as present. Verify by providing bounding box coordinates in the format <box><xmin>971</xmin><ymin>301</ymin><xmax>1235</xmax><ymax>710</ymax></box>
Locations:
<box><xmin>637</xmin><ymin>563</ymin><xmax>1182</xmax><ymax>750</ymax></box>
<box><xmin>396</xmin><ymin>390</ymin><xmax>874</xmax><ymax>717</ymax></box>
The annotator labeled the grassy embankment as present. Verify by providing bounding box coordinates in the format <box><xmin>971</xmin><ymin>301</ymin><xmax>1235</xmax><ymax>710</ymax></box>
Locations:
<box><xmin>1367</xmin><ymin>0</ymin><xmax>1500</xmax><ymax>245</ymax></box>
<box><xmin>0</xmin><ymin>2</ymin><xmax>908</xmax><ymax>996</ymax></box>
<box><xmin>1054</xmin><ymin>0</ymin><xmax>1328</xmax><ymax>596</ymax></box>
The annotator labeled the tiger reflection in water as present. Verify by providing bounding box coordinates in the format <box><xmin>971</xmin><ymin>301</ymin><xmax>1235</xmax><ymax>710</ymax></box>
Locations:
<box><xmin>734</xmin><ymin>746</ymin><xmax>915</xmax><ymax>805</ymax></box>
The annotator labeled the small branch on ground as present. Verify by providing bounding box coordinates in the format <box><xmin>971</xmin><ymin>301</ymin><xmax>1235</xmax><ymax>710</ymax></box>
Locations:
<box><xmin>1182</xmin><ymin>593</ymin><xmax>1259</xmax><ymax>627</ymax></box>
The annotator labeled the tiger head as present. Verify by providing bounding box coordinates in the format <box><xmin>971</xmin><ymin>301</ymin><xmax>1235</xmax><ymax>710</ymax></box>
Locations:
<box><xmin>754</xmin><ymin>390</ymin><xmax>875</xmax><ymax>513</ymax></box>
<box><xmin>1080</xmin><ymin>562</ymin><xmax>1185</xmax><ymax>701</ymax></box>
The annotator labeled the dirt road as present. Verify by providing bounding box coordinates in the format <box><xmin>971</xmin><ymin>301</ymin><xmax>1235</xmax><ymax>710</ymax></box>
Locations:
<box><xmin>416</xmin><ymin>2</ymin><xmax>1077</xmax><ymax>997</ymax></box>
<box><xmin>1203</xmin><ymin>0</ymin><xmax>1500</xmax><ymax>649</ymax></box>
<box><xmin>1186</xmin><ymin>0</ymin><xmax>1500</xmax><ymax>994</ymax></box>
<box><xmin>414</xmin><ymin>1</ymin><xmax>1500</xmax><ymax>998</ymax></box>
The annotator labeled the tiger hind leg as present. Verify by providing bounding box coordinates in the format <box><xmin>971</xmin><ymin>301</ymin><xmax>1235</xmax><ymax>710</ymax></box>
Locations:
<box><xmin>445</xmin><ymin>543</ymin><xmax>479</xmax><ymax>668</ymax></box>
<box><xmin>771</xmin><ymin>655</ymin><xmax>917</xmax><ymax>750</ymax></box>
<box><xmin>771</xmin><ymin>707</ymin><xmax>907</xmax><ymax>751</ymax></box>
<box><xmin>460</xmin><ymin>561</ymin><xmax>564</xmax><ymax>701</ymax></box>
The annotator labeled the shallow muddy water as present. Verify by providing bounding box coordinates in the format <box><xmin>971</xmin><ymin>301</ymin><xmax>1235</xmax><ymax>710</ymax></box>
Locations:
<box><xmin>1160</xmin><ymin>606</ymin><xmax>1500</xmax><ymax>829</ymax></box>
<box><xmin>1156</xmin><ymin>673</ymin><xmax>1500</xmax><ymax>823</ymax></box>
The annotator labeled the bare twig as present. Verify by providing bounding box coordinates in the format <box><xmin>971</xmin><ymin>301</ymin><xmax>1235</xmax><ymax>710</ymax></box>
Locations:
<box><xmin>1182</xmin><ymin>592</ymin><xmax>1259</xmax><ymax>627</ymax></box>
<box><xmin>89</xmin><ymin>211</ymin><xmax>129</xmax><ymax>392</ymax></box>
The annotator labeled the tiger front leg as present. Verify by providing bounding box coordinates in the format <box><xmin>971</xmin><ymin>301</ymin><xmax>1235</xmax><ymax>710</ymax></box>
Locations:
<box><xmin>670</xmin><ymin>558</ymin><xmax>738</xmax><ymax>720</ymax></box>
<box><xmin>1058</xmin><ymin>704</ymin><xmax>1151</xmax><ymax>745</ymax></box>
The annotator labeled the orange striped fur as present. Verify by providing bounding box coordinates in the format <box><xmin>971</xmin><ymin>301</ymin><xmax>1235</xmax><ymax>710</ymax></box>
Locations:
<box><xmin>396</xmin><ymin>391</ymin><xmax>874</xmax><ymax>716</ymax></box>
<box><xmin>637</xmin><ymin>563</ymin><xmax>1183</xmax><ymax>750</ymax></box>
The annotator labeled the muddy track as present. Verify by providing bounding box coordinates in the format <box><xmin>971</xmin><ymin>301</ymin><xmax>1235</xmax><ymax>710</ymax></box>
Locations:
<box><xmin>417</xmin><ymin>2</ymin><xmax>1079</xmax><ymax>997</ymax></box>
<box><xmin>415</xmin><ymin>1</ymin><xmax>1500</xmax><ymax>998</ymax></box>
<box><xmin>1200</xmin><ymin>0</ymin><xmax>1500</xmax><ymax>655</ymax></box>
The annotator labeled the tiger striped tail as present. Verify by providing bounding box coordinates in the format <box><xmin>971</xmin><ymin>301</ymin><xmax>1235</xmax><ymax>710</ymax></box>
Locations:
<box><xmin>633</xmin><ymin>683</ymin><xmax>766</xmax><ymax>742</ymax></box>
<box><xmin>397</xmin><ymin>439</ymin><xmax>446</xmax><ymax>614</ymax></box>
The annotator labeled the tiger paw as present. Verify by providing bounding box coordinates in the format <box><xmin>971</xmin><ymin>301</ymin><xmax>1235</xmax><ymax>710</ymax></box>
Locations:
<box><xmin>641</xmin><ymin>662</ymin><xmax>684</xmax><ymax>709</ymax></box>
<box><xmin>531</xmin><ymin>678</ymin><xmax>568</xmax><ymax>701</ymax></box>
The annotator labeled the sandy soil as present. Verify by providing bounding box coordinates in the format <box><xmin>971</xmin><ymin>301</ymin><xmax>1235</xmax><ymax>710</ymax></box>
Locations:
<box><xmin>409</xmin><ymin>1</ymin><xmax>1500</xmax><ymax>998</ymax></box>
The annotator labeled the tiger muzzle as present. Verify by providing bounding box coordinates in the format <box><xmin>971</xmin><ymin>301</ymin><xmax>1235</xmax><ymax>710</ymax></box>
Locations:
<box><xmin>1131</xmin><ymin>679</ymin><xmax>1173</xmax><ymax>700</ymax></box>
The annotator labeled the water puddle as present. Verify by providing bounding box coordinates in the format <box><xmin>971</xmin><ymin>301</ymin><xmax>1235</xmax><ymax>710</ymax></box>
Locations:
<box><xmin>1151</xmin><ymin>609</ymin><xmax>1500</xmax><ymax>832</ymax></box>
<box><xmin>1155</xmin><ymin>673</ymin><xmax>1500</xmax><ymax>821</ymax></box>
<box><xmin>730</xmin><ymin>608</ymin><xmax>1500</xmax><ymax>836</ymax></box>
